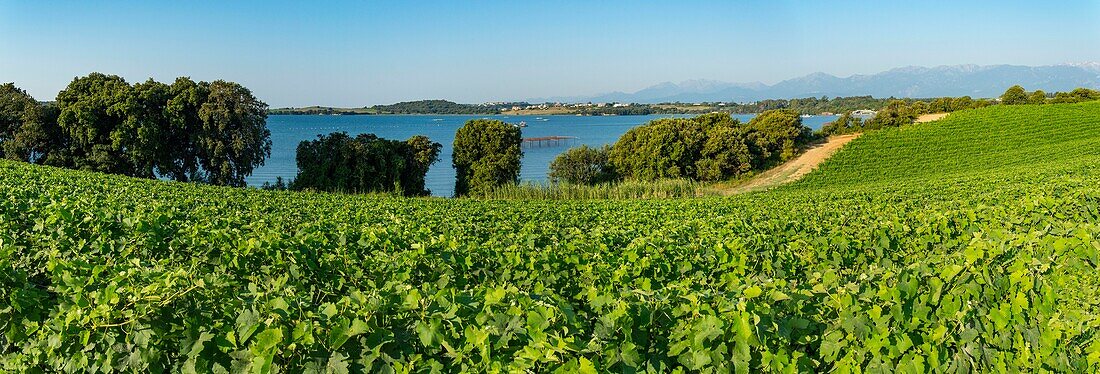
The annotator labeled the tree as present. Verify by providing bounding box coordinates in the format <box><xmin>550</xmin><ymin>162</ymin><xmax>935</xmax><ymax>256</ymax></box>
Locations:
<box><xmin>747</xmin><ymin>109</ymin><xmax>811</xmax><ymax>161</ymax></box>
<box><xmin>1069</xmin><ymin>88</ymin><xmax>1100</xmax><ymax>101</ymax></box>
<box><xmin>549</xmin><ymin>145</ymin><xmax>617</xmax><ymax>185</ymax></box>
<box><xmin>1027</xmin><ymin>90</ymin><xmax>1047</xmax><ymax>104</ymax></box>
<box><xmin>953</xmin><ymin>96</ymin><xmax>975</xmax><ymax>111</ymax></box>
<box><xmin>119</xmin><ymin>79</ymin><xmax>175</xmax><ymax>178</ymax></box>
<box><xmin>910</xmin><ymin>101</ymin><xmax>930</xmax><ymax>115</ymax></box>
<box><xmin>292</xmin><ymin>132</ymin><xmax>441</xmax><ymax>196</ymax></box>
<box><xmin>1000</xmin><ymin>85</ymin><xmax>1028</xmax><ymax>105</ymax></box>
<box><xmin>606</xmin><ymin>112</ymin><xmax>808</xmax><ymax>182</ymax></box>
<box><xmin>401</xmin><ymin>135</ymin><xmax>443</xmax><ymax>195</ymax></box>
<box><xmin>5</xmin><ymin>74</ymin><xmax>271</xmax><ymax>187</ymax></box>
<box><xmin>929</xmin><ymin>97</ymin><xmax>953</xmax><ymax>113</ymax></box>
<box><xmin>0</xmin><ymin>83</ymin><xmax>50</xmax><ymax>161</ymax></box>
<box><xmin>865</xmin><ymin>100</ymin><xmax>917</xmax><ymax>129</ymax></box>
<box><xmin>55</xmin><ymin>73</ymin><xmax>135</xmax><ymax>175</ymax></box>
<box><xmin>452</xmin><ymin>119</ymin><xmax>522</xmax><ymax>196</ymax></box>
<box><xmin>2</xmin><ymin>101</ymin><xmax>64</xmax><ymax>164</ymax></box>
<box><xmin>608</xmin><ymin>117</ymin><xmax>708</xmax><ymax>180</ymax></box>
<box><xmin>160</xmin><ymin>77</ymin><xmax>211</xmax><ymax>182</ymax></box>
<box><xmin>818</xmin><ymin>112</ymin><xmax>864</xmax><ymax>137</ymax></box>
<box><xmin>695</xmin><ymin>124</ymin><xmax>755</xmax><ymax>181</ymax></box>
<box><xmin>195</xmin><ymin>80</ymin><xmax>271</xmax><ymax>187</ymax></box>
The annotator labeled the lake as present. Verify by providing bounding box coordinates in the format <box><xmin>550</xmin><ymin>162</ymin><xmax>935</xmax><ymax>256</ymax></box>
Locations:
<box><xmin>247</xmin><ymin>114</ymin><xmax>838</xmax><ymax>196</ymax></box>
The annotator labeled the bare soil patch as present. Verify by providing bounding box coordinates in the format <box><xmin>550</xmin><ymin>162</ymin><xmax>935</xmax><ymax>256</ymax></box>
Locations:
<box><xmin>916</xmin><ymin>113</ymin><xmax>949</xmax><ymax>123</ymax></box>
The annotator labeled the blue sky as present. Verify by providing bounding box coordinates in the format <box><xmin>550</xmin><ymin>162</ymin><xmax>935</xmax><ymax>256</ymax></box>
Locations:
<box><xmin>1</xmin><ymin>1</ymin><xmax>1098</xmax><ymax>107</ymax></box>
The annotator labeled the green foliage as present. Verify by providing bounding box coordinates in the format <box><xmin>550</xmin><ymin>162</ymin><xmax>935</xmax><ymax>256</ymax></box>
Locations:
<box><xmin>452</xmin><ymin>119</ymin><xmax>523</xmax><ymax>196</ymax></box>
<box><xmin>746</xmin><ymin>109</ymin><xmax>813</xmax><ymax>161</ymax></box>
<box><xmin>1052</xmin><ymin>88</ymin><xmax>1100</xmax><ymax>104</ymax></box>
<box><xmin>1</xmin><ymin>74</ymin><xmax>271</xmax><ymax>187</ymax></box>
<box><xmin>548</xmin><ymin>145</ymin><xmax>617</xmax><ymax>185</ymax></box>
<box><xmin>864</xmin><ymin>100</ymin><xmax>918</xmax><ymax>129</ymax></box>
<box><xmin>0</xmin><ymin>83</ymin><xmax>64</xmax><ymax>163</ymax></box>
<box><xmin>291</xmin><ymin>132</ymin><xmax>441</xmax><ymax>196</ymax></box>
<box><xmin>1028</xmin><ymin>90</ymin><xmax>1048</xmax><ymax>104</ymax></box>
<box><xmin>405</xmin><ymin>135</ymin><xmax>445</xmax><ymax>195</ymax></box>
<box><xmin>608</xmin><ymin>117</ymin><xmax>708</xmax><ymax>181</ymax></box>
<box><xmin>194</xmin><ymin>80</ymin><xmax>272</xmax><ymax>187</ymax></box>
<box><xmin>2</xmin><ymin>102</ymin><xmax>1100</xmax><ymax>371</ymax></box>
<box><xmin>1001</xmin><ymin>85</ymin><xmax>1029</xmax><ymax>105</ymax></box>
<box><xmin>481</xmin><ymin>178</ymin><xmax>710</xmax><ymax>199</ymax></box>
<box><xmin>695</xmin><ymin>124</ymin><xmax>755</xmax><ymax>181</ymax></box>
<box><xmin>370</xmin><ymin>100</ymin><xmax>499</xmax><ymax>115</ymax></box>
<box><xmin>56</xmin><ymin>73</ymin><xmax>136</xmax><ymax>174</ymax></box>
<box><xmin>608</xmin><ymin>111</ymin><xmax>810</xmax><ymax>183</ymax></box>
<box><xmin>817</xmin><ymin>112</ymin><xmax>864</xmax><ymax>136</ymax></box>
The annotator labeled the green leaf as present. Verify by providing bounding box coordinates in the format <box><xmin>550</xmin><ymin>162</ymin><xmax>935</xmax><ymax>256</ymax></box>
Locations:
<box><xmin>577</xmin><ymin>357</ymin><xmax>598</xmax><ymax>374</ymax></box>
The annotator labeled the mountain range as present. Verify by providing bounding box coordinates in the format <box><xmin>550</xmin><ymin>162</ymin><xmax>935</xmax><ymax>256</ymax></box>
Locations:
<box><xmin>528</xmin><ymin>63</ymin><xmax>1100</xmax><ymax>104</ymax></box>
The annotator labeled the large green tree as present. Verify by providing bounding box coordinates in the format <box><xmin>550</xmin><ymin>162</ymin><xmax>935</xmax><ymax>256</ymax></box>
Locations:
<box><xmin>0</xmin><ymin>83</ymin><xmax>62</xmax><ymax>162</ymax></box>
<box><xmin>15</xmin><ymin>73</ymin><xmax>270</xmax><ymax>187</ymax></box>
<box><xmin>195</xmin><ymin>80</ymin><xmax>271</xmax><ymax>187</ymax></box>
<box><xmin>160</xmin><ymin>77</ymin><xmax>210</xmax><ymax>181</ymax></box>
<box><xmin>120</xmin><ymin>79</ymin><xmax>175</xmax><ymax>178</ymax></box>
<box><xmin>1000</xmin><ymin>85</ymin><xmax>1028</xmax><ymax>105</ymax></box>
<box><xmin>56</xmin><ymin>73</ymin><xmax>135</xmax><ymax>174</ymax></box>
<box><xmin>695</xmin><ymin>124</ymin><xmax>756</xmax><ymax>181</ymax></box>
<box><xmin>452</xmin><ymin>119</ymin><xmax>522</xmax><ymax>196</ymax></box>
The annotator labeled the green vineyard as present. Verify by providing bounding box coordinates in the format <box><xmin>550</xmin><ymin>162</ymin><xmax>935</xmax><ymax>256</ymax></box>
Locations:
<box><xmin>3</xmin><ymin>102</ymin><xmax>1100</xmax><ymax>372</ymax></box>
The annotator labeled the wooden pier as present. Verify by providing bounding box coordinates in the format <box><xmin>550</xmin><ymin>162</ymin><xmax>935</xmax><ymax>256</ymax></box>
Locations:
<box><xmin>522</xmin><ymin>136</ymin><xmax>577</xmax><ymax>147</ymax></box>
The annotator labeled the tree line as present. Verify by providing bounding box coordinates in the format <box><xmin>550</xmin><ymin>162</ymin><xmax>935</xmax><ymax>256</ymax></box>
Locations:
<box><xmin>819</xmin><ymin>86</ymin><xmax>1100</xmax><ymax>136</ymax></box>
<box><xmin>999</xmin><ymin>85</ymin><xmax>1099</xmax><ymax>105</ymax></box>
<box><xmin>548</xmin><ymin>110</ymin><xmax>811</xmax><ymax>186</ymax></box>
<box><xmin>0</xmin><ymin>74</ymin><xmax>270</xmax><ymax>186</ymax></box>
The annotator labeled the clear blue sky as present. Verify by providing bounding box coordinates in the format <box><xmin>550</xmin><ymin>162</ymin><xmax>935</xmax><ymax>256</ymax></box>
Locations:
<box><xmin>2</xmin><ymin>1</ymin><xmax>1098</xmax><ymax>107</ymax></box>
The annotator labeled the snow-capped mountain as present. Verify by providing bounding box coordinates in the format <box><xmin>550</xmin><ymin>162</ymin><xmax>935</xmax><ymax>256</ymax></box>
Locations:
<box><xmin>528</xmin><ymin>63</ymin><xmax>1100</xmax><ymax>104</ymax></box>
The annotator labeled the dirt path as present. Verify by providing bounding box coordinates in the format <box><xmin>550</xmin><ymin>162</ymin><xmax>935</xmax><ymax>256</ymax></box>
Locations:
<box><xmin>916</xmin><ymin>112</ymin><xmax>949</xmax><ymax>123</ymax></box>
<box><xmin>720</xmin><ymin>134</ymin><xmax>861</xmax><ymax>194</ymax></box>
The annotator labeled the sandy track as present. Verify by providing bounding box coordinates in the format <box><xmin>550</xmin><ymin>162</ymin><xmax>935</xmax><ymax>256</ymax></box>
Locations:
<box><xmin>722</xmin><ymin>134</ymin><xmax>861</xmax><ymax>194</ymax></box>
<box><xmin>916</xmin><ymin>112</ymin><xmax>949</xmax><ymax>123</ymax></box>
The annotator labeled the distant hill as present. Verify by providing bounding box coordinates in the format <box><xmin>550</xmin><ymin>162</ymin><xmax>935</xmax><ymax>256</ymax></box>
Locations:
<box><xmin>529</xmin><ymin>64</ymin><xmax>1100</xmax><ymax>104</ymax></box>
<box><xmin>271</xmin><ymin>100</ymin><xmax>509</xmax><ymax>115</ymax></box>
<box><xmin>370</xmin><ymin>99</ymin><xmax>498</xmax><ymax>114</ymax></box>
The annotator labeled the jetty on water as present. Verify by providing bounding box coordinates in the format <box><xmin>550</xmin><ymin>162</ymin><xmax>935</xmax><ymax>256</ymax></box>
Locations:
<box><xmin>522</xmin><ymin>136</ymin><xmax>577</xmax><ymax>147</ymax></box>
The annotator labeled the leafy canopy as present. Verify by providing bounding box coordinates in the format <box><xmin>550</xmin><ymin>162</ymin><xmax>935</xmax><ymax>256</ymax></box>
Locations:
<box><xmin>452</xmin><ymin>119</ymin><xmax>522</xmax><ymax>196</ymax></box>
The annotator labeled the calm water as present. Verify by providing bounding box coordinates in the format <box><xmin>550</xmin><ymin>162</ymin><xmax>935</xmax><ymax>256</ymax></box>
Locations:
<box><xmin>247</xmin><ymin>114</ymin><xmax>837</xmax><ymax>196</ymax></box>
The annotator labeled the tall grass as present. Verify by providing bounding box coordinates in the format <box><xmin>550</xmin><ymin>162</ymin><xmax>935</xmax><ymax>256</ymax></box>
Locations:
<box><xmin>474</xmin><ymin>179</ymin><xmax>714</xmax><ymax>200</ymax></box>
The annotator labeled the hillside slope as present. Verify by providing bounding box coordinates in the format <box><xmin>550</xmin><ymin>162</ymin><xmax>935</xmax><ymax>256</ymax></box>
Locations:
<box><xmin>797</xmin><ymin>102</ymin><xmax>1100</xmax><ymax>190</ymax></box>
<box><xmin>3</xmin><ymin>103</ymin><xmax>1100</xmax><ymax>371</ymax></box>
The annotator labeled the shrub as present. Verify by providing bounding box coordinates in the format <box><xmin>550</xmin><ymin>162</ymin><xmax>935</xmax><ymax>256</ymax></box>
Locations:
<box><xmin>292</xmin><ymin>132</ymin><xmax>440</xmax><ymax>196</ymax></box>
<box><xmin>549</xmin><ymin>145</ymin><xmax>617</xmax><ymax>185</ymax></box>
